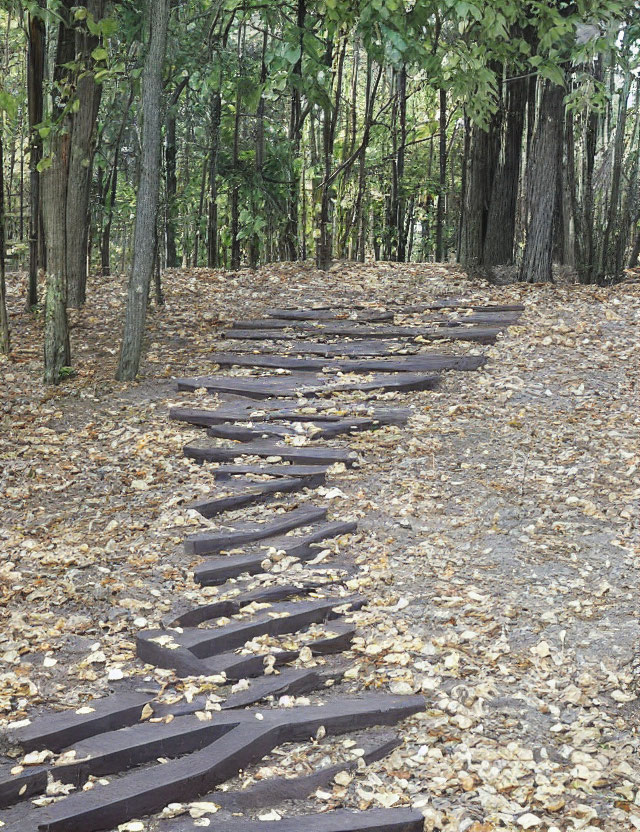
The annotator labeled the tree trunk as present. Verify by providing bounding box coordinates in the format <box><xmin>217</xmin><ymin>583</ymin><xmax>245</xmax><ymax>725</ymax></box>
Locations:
<box><xmin>66</xmin><ymin>0</ymin><xmax>104</xmax><ymax>308</ymax></box>
<box><xmin>519</xmin><ymin>79</ymin><xmax>564</xmax><ymax>283</ymax></box>
<box><xmin>483</xmin><ymin>72</ymin><xmax>526</xmax><ymax>267</ymax></box>
<box><xmin>316</xmin><ymin>38</ymin><xmax>345</xmax><ymax>270</ymax></box>
<box><xmin>459</xmin><ymin>125</ymin><xmax>491</xmax><ymax>269</ymax></box>
<box><xmin>599</xmin><ymin>62</ymin><xmax>630</xmax><ymax>282</ymax></box>
<box><xmin>165</xmin><ymin>78</ymin><xmax>188</xmax><ymax>268</ymax></box>
<box><xmin>0</xmin><ymin>130</ymin><xmax>10</xmax><ymax>354</ymax></box>
<box><xmin>207</xmin><ymin>91</ymin><xmax>221</xmax><ymax>268</ymax></box>
<box><xmin>42</xmin><ymin>132</ymin><xmax>72</xmax><ymax>382</ymax></box>
<box><xmin>435</xmin><ymin>87</ymin><xmax>447</xmax><ymax>262</ymax></box>
<box><xmin>116</xmin><ymin>0</ymin><xmax>169</xmax><ymax>381</ymax></box>
<box><xmin>578</xmin><ymin>58</ymin><xmax>602</xmax><ymax>284</ymax></box>
<box><xmin>230</xmin><ymin>23</ymin><xmax>244</xmax><ymax>271</ymax></box>
<box><xmin>26</xmin><ymin>1</ymin><xmax>45</xmax><ymax>308</ymax></box>
<box><xmin>43</xmin><ymin>0</ymin><xmax>75</xmax><ymax>384</ymax></box>
<box><xmin>283</xmin><ymin>0</ymin><xmax>306</xmax><ymax>260</ymax></box>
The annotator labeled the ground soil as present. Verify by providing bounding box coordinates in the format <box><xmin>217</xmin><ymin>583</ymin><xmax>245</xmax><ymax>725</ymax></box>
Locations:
<box><xmin>0</xmin><ymin>262</ymin><xmax>638</xmax><ymax>831</ymax></box>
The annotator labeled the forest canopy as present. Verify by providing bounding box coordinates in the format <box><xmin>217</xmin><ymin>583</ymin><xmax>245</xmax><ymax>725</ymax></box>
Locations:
<box><xmin>0</xmin><ymin>0</ymin><xmax>638</xmax><ymax>381</ymax></box>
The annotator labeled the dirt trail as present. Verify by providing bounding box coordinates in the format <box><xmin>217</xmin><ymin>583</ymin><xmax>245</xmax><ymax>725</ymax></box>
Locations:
<box><xmin>0</xmin><ymin>262</ymin><xmax>638</xmax><ymax>831</ymax></box>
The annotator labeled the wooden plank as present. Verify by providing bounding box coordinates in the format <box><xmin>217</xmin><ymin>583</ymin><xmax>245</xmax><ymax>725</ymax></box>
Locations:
<box><xmin>268</xmin><ymin>300</ymin><xmax>524</xmax><ymax>313</ymax></box>
<box><xmin>171</xmin><ymin>403</ymin><xmax>410</xmax><ymax>428</ymax></box>
<box><xmin>193</xmin><ymin>519</ymin><xmax>358</xmax><ymax>585</ymax></box>
<box><xmin>9</xmin><ymin>691</ymin><xmax>155</xmax><ymax>753</ymax></box>
<box><xmin>36</xmin><ymin>696</ymin><xmax>425</xmax><ymax>832</ymax></box>
<box><xmin>222</xmin><ymin>340</ymin><xmax>421</xmax><ymax>357</ymax></box>
<box><xmin>232</xmin><ymin>313</ymin><xmax>517</xmax><ymax>329</ymax></box>
<box><xmin>266</xmin><ymin>308</ymin><xmax>395</xmax><ymax>322</ymax></box>
<box><xmin>176</xmin><ymin>371</ymin><xmax>439</xmax><ymax>399</ymax></box>
<box><xmin>209</xmin><ymin>351</ymin><xmax>485</xmax><ymax>374</ymax></box>
<box><xmin>188</xmin><ymin>474</ymin><xmax>325</xmax><ymax>519</ymax></box>
<box><xmin>207</xmin><ymin>730</ymin><xmax>400</xmax><ymax>811</ymax></box>
<box><xmin>201</xmin><ymin>808</ymin><xmax>426</xmax><ymax>832</ymax></box>
<box><xmin>0</xmin><ymin>766</ymin><xmax>48</xmax><ymax>809</ymax></box>
<box><xmin>137</xmin><ymin>596</ymin><xmax>364</xmax><ymax>664</ymax></box>
<box><xmin>201</xmin><ymin>621</ymin><xmax>357</xmax><ymax>680</ymax></box>
<box><xmin>207</xmin><ymin>417</ymin><xmax>397</xmax><ymax>442</ymax></box>
<box><xmin>184</xmin><ymin>505</ymin><xmax>328</xmax><ymax>556</ymax></box>
<box><xmin>225</xmin><ymin>325</ymin><xmax>501</xmax><ymax>343</ymax></box>
<box><xmin>184</xmin><ymin>442</ymin><xmax>358</xmax><ymax>468</ymax></box>
<box><xmin>210</xmin><ymin>463</ymin><xmax>333</xmax><ymax>479</ymax></box>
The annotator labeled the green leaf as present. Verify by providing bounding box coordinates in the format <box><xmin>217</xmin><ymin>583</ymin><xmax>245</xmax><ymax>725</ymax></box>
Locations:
<box><xmin>91</xmin><ymin>46</ymin><xmax>109</xmax><ymax>62</ymax></box>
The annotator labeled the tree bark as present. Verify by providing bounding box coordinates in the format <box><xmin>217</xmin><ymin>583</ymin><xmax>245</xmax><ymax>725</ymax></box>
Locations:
<box><xmin>165</xmin><ymin>77</ymin><xmax>188</xmax><ymax>268</ymax></box>
<box><xmin>434</xmin><ymin>87</ymin><xmax>447</xmax><ymax>262</ymax></box>
<box><xmin>43</xmin><ymin>0</ymin><xmax>75</xmax><ymax>384</ymax></box>
<box><xmin>26</xmin><ymin>1</ymin><xmax>45</xmax><ymax>308</ymax></box>
<box><xmin>519</xmin><ymin>79</ymin><xmax>564</xmax><ymax>283</ymax></box>
<box><xmin>66</xmin><ymin>0</ymin><xmax>104</xmax><ymax>307</ymax></box>
<box><xmin>116</xmin><ymin>0</ymin><xmax>169</xmax><ymax>381</ymax></box>
<box><xmin>483</xmin><ymin>72</ymin><xmax>526</xmax><ymax>267</ymax></box>
<box><xmin>0</xmin><ymin>129</ymin><xmax>10</xmax><ymax>354</ymax></box>
<box><xmin>206</xmin><ymin>91</ymin><xmax>221</xmax><ymax>268</ymax></box>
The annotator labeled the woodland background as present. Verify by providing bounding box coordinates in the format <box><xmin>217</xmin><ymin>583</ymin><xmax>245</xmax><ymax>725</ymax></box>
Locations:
<box><xmin>0</xmin><ymin>0</ymin><xmax>639</xmax><ymax>382</ymax></box>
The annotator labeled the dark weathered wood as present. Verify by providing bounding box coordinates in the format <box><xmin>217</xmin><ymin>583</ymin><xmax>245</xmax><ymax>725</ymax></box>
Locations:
<box><xmin>210</xmin><ymin>463</ymin><xmax>334</xmax><ymax>479</ymax></box>
<box><xmin>233</xmin><ymin>313</ymin><xmax>516</xmax><ymax>329</ymax></box>
<box><xmin>200</xmin><ymin>808</ymin><xmax>426</xmax><ymax>832</ymax></box>
<box><xmin>166</xmin><ymin>583</ymin><xmax>312</xmax><ymax>628</ymax></box>
<box><xmin>201</xmin><ymin>621</ymin><xmax>357</xmax><ymax>680</ymax></box>
<box><xmin>188</xmin><ymin>475</ymin><xmax>325</xmax><ymax>519</ymax></box>
<box><xmin>221</xmin><ymin>666</ymin><xmax>332</xmax><ymax>710</ymax></box>
<box><xmin>268</xmin><ymin>300</ymin><xmax>524</xmax><ymax>313</ymax></box>
<box><xmin>210</xmin><ymin>351</ymin><xmax>485</xmax><ymax>374</ymax></box>
<box><xmin>223</xmin><ymin>341</ymin><xmax>421</xmax><ymax>357</ymax></box>
<box><xmin>206</xmin><ymin>730</ymin><xmax>400</xmax><ymax>811</ymax></box>
<box><xmin>0</xmin><ymin>766</ymin><xmax>47</xmax><ymax>809</ymax></box>
<box><xmin>225</xmin><ymin>325</ymin><xmax>501</xmax><ymax>343</ymax></box>
<box><xmin>266</xmin><ymin>308</ymin><xmax>395</xmax><ymax>321</ymax></box>
<box><xmin>177</xmin><ymin>371</ymin><xmax>439</xmax><ymax>399</ymax></box>
<box><xmin>138</xmin><ymin>596</ymin><xmax>364</xmax><ymax>665</ymax></box>
<box><xmin>193</xmin><ymin>519</ymin><xmax>358</xmax><ymax>585</ymax></box>
<box><xmin>171</xmin><ymin>403</ymin><xmax>410</xmax><ymax>427</ymax></box>
<box><xmin>207</xmin><ymin>417</ymin><xmax>396</xmax><ymax>442</ymax></box>
<box><xmin>185</xmin><ymin>442</ymin><xmax>358</xmax><ymax>468</ymax></box>
<box><xmin>184</xmin><ymin>505</ymin><xmax>328</xmax><ymax>556</ymax></box>
<box><xmin>35</xmin><ymin>696</ymin><xmax>425</xmax><ymax>832</ymax></box>
<box><xmin>9</xmin><ymin>691</ymin><xmax>155</xmax><ymax>753</ymax></box>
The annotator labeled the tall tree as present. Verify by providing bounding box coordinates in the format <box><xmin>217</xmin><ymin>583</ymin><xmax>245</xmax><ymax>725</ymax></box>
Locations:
<box><xmin>42</xmin><ymin>0</ymin><xmax>75</xmax><ymax>383</ymax></box>
<box><xmin>519</xmin><ymin>78</ymin><xmax>565</xmax><ymax>283</ymax></box>
<box><xmin>116</xmin><ymin>0</ymin><xmax>169</xmax><ymax>381</ymax></box>
<box><xmin>0</xmin><ymin>123</ymin><xmax>9</xmax><ymax>355</ymax></box>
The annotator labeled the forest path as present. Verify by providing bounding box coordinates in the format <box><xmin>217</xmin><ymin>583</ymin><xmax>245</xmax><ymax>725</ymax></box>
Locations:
<box><xmin>1</xmin><ymin>262</ymin><xmax>638</xmax><ymax>831</ymax></box>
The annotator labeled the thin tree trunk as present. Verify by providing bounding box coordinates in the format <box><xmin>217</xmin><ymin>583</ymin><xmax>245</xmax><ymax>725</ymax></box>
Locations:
<box><xmin>43</xmin><ymin>0</ymin><xmax>74</xmax><ymax>384</ymax></box>
<box><xmin>116</xmin><ymin>0</ymin><xmax>169</xmax><ymax>381</ymax></box>
<box><xmin>207</xmin><ymin>91</ymin><xmax>221</xmax><ymax>268</ymax></box>
<box><xmin>26</xmin><ymin>1</ymin><xmax>45</xmax><ymax>308</ymax></box>
<box><xmin>435</xmin><ymin>87</ymin><xmax>447</xmax><ymax>262</ymax></box>
<box><xmin>67</xmin><ymin>0</ymin><xmax>104</xmax><ymax>308</ymax></box>
<box><xmin>316</xmin><ymin>38</ymin><xmax>345</xmax><ymax>270</ymax></box>
<box><xmin>0</xmin><ymin>129</ymin><xmax>10</xmax><ymax>354</ymax></box>
<box><xmin>249</xmin><ymin>29</ymin><xmax>267</xmax><ymax>270</ymax></box>
<box><xmin>193</xmin><ymin>150</ymin><xmax>208</xmax><ymax>266</ymax></box>
<box><xmin>230</xmin><ymin>23</ymin><xmax>244</xmax><ymax>270</ymax></box>
<box><xmin>579</xmin><ymin>58</ymin><xmax>602</xmax><ymax>284</ymax></box>
<box><xmin>283</xmin><ymin>0</ymin><xmax>306</xmax><ymax>260</ymax></box>
<box><xmin>599</xmin><ymin>59</ymin><xmax>630</xmax><ymax>282</ymax></box>
<box><xmin>519</xmin><ymin>79</ymin><xmax>565</xmax><ymax>283</ymax></box>
<box><xmin>165</xmin><ymin>76</ymin><xmax>188</xmax><ymax>268</ymax></box>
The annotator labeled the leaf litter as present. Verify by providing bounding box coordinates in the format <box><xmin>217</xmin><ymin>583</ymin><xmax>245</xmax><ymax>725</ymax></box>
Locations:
<box><xmin>0</xmin><ymin>262</ymin><xmax>639</xmax><ymax>830</ymax></box>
